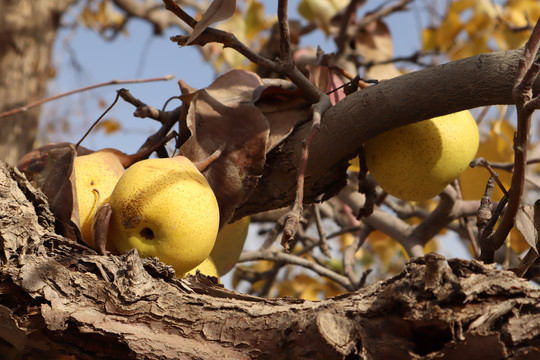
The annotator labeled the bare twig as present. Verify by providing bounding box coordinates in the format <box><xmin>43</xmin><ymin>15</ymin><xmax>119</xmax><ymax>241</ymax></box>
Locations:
<box><xmin>478</xmin><ymin>157</ymin><xmax>540</xmax><ymax>172</ymax></box>
<box><xmin>480</xmin><ymin>18</ymin><xmax>540</xmax><ymax>263</ymax></box>
<box><xmin>239</xmin><ymin>250</ymin><xmax>354</xmax><ymax>291</ymax></box>
<box><xmin>356</xmin><ymin>0</ymin><xmax>414</xmax><ymax>32</ymax></box>
<box><xmin>335</xmin><ymin>0</ymin><xmax>366</xmax><ymax>57</ymax></box>
<box><xmin>470</xmin><ymin>157</ymin><xmax>509</xmax><ymax>196</ymax></box>
<box><xmin>356</xmin><ymin>146</ymin><xmax>376</xmax><ymax>218</ymax></box>
<box><xmin>75</xmin><ymin>90</ymin><xmax>122</xmax><ymax>149</ymax></box>
<box><xmin>343</xmin><ymin>223</ymin><xmax>372</xmax><ymax>288</ymax></box>
<box><xmin>312</xmin><ymin>204</ymin><xmax>332</xmax><ymax>257</ymax></box>
<box><xmin>112</xmin><ymin>0</ymin><xmax>201</xmax><ymax>35</ymax></box>
<box><xmin>0</xmin><ymin>75</ymin><xmax>174</xmax><ymax>120</ymax></box>
<box><xmin>163</xmin><ymin>0</ymin><xmax>323</xmax><ymax>102</ymax></box>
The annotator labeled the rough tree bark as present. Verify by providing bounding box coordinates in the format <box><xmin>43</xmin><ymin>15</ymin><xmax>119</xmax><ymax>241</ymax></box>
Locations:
<box><xmin>0</xmin><ymin>0</ymin><xmax>76</xmax><ymax>165</ymax></box>
<box><xmin>2</xmin><ymin>161</ymin><xmax>540</xmax><ymax>359</ymax></box>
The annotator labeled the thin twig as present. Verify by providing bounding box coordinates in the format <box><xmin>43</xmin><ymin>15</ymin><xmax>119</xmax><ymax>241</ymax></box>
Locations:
<box><xmin>480</xmin><ymin>157</ymin><xmax>540</xmax><ymax>172</ymax></box>
<box><xmin>470</xmin><ymin>157</ymin><xmax>509</xmax><ymax>196</ymax></box>
<box><xmin>356</xmin><ymin>146</ymin><xmax>376</xmax><ymax>218</ymax></box>
<box><xmin>239</xmin><ymin>250</ymin><xmax>354</xmax><ymax>291</ymax></box>
<box><xmin>343</xmin><ymin>223</ymin><xmax>372</xmax><ymax>288</ymax></box>
<box><xmin>0</xmin><ymin>75</ymin><xmax>174</xmax><ymax>120</ymax></box>
<box><xmin>75</xmin><ymin>90</ymin><xmax>122</xmax><ymax>149</ymax></box>
<box><xmin>335</xmin><ymin>0</ymin><xmax>366</xmax><ymax>56</ymax></box>
<box><xmin>356</xmin><ymin>0</ymin><xmax>414</xmax><ymax>32</ymax></box>
<box><xmin>312</xmin><ymin>204</ymin><xmax>331</xmax><ymax>257</ymax></box>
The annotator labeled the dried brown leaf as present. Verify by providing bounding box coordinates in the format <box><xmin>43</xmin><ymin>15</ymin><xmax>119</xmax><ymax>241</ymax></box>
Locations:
<box><xmin>355</xmin><ymin>18</ymin><xmax>401</xmax><ymax>80</ymax></box>
<box><xmin>35</xmin><ymin>144</ymin><xmax>82</xmax><ymax>241</ymax></box>
<box><xmin>179</xmin><ymin>70</ymin><xmax>269</xmax><ymax>226</ymax></box>
<box><xmin>516</xmin><ymin>204</ymin><xmax>537</xmax><ymax>253</ymax></box>
<box><xmin>92</xmin><ymin>202</ymin><xmax>113</xmax><ymax>255</ymax></box>
<box><xmin>306</xmin><ymin>64</ymin><xmax>346</xmax><ymax>105</ymax></box>
<box><xmin>17</xmin><ymin>142</ymin><xmax>93</xmax><ymax>178</ymax></box>
<box><xmin>179</xmin><ymin>71</ymin><xmax>312</xmax><ymax>225</ymax></box>
<box><xmin>185</xmin><ymin>0</ymin><xmax>236</xmax><ymax>45</ymax></box>
<box><xmin>255</xmin><ymin>89</ymin><xmax>311</xmax><ymax>152</ymax></box>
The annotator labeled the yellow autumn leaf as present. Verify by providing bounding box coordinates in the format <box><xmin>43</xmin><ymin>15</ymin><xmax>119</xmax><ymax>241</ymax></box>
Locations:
<box><xmin>424</xmin><ymin>237</ymin><xmax>439</xmax><ymax>254</ymax></box>
<box><xmin>348</xmin><ymin>156</ymin><xmax>360</xmax><ymax>173</ymax></box>
<box><xmin>460</xmin><ymin>118</ymin><xmax>515</xmax><ymax>201</ymax></box>
<box><xmin>504</xmin><ymin>0</ymin><xmax>540</xmax><ymax>27</ymax></box>
<box><xmin>509</xmin><ymin>227</ymin><xmax>530</xmax><ymax>254</ymax></box>
<box><xmin>366</xmin><ymin>230</ymin><xmax>407</xmax><ymax>264</ymax></box>
<box><xmin>278</xmin><ymin>274</ymin><xmax>323</xmax><ymax>301</ymax></box>
<box><xmin>449</xmin><ymin>0</ymin><xmax>475</xmax><ymax>14</ymax></box>
<box><xmin>436</xmin><ymin>7</ymin><xmax>463</xmax><ymax>51</ymax></box>
<box><xmin>493</xmin><ymin>0</ymin><xmax>540</xmax><ymax>49</ymax></box>
<box><xmin>245</xmin><ymin>0</ymin><xmax>274</xmax><ymax>40</ymax></box>
<box><xmin>96</xmin><ymin>118</ymin><xmax>121</xmax><ymax>135</ymax></box>
<box><xmin>297</xmin><ymin>0</ymin><xmax>347</xmax><ymax>35</ymax></box>
<box><xmin>323</xmin><ymin>278</ymin><xmax>347</xmax><ymax>298</ymax></box>
<box><xmin>422</xmin><ymin>27</ymin><xmax>438</xmax><ymax>51</ymax></box>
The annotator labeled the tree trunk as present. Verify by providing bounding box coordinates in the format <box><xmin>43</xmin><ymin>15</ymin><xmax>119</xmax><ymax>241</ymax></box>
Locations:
<box><xmin>1</xmin><ymin>160</ymin><xmax>540</xmax><ymax>359</ymax></box>
<box><xmin>0</xmin><ymin>0</ymin><xmax>76</xmax><ymax>165</ymax></box>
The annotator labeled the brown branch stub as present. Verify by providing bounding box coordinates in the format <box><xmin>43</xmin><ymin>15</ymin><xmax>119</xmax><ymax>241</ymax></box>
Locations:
<box><xmin>469</xmin><ymin>157</ymin><xmax>509</xmax><ymax>196</ymax></box>
<box><xmin>281</xmin><ymin>95</ymin><xmax>331</xmax><ymax>250</ymax></box>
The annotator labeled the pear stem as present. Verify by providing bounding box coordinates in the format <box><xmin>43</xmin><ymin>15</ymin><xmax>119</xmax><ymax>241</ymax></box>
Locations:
<box><xmin>193</xmin><ymin>149</ymin><xmax>222</xmax><ymax>173</ymax></box>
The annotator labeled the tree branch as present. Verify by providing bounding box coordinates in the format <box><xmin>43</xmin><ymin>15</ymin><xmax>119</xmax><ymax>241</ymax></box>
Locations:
<box><xmin>480</xmin><ymin>20</ymin><xmax>540</xmax><ymax>262</ymax></box>
<box><xmin>235</xmin><ymin>48</ymin><xmax>540</xmax><ymax>220</ymax></box>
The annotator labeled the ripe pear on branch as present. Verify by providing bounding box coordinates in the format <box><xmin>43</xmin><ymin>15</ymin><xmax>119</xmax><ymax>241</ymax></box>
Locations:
<box><xmin>108</xmin><ymin>155</ymin><xmax>220</xmax><ymax>275</ymax></box>
<box><xmin>74</xmin><ymin>132</ymin><xmax>178</xmax><ymax>251</ymax></box>
<box><xmin>363</xmin><ymin>110</ymin><xmax>479</xmax><ymax>201</ymax></box>
<box><xmin>73</xmin><ymin>149</ymin><xmax>125</xmax><ymax>249</ymax></box>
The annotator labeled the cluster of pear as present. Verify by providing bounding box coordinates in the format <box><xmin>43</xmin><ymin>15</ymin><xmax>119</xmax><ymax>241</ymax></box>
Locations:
<box><xmin>74</xmin><ymin>152</ymin><xmax>249</xmax><ymax>281</ymax></box>
<box><xmin>363</xmin><ymin>110</ymin><xmax>479</xmax><ymax>201</ymax></box>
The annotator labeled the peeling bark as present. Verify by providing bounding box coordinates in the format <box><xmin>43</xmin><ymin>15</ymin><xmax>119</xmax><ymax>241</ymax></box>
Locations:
<box><xmin>1</xmin><ymin>161</ymin><xmax>540</xmax><ymax>359</ymax></box>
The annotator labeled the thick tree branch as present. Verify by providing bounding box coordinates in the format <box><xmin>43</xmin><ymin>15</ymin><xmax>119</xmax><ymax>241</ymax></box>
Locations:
<box><xmin>235</xmin><ymin>48</ymin><xmax>540</xmax><ymax>220</ymax></box>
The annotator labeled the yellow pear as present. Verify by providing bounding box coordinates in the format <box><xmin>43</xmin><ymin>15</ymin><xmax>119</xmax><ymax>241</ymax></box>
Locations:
<box><xmin>74</xmin><ymin>150</ymin><xmax>124</xmax><ymax>248</ymax></box>
<box><xmin>108</xmin><ymin>156</ymin><xmax>220</xmax><ymax>275</ymax></box>
<box><xmin>211</xmin><ymin>216</ymin><xmax>250</xmax><ymax>276</ymax></box>
<box><xmin>364</xmin><ymin>110</ymin><xmax>479</xmax><ymax>201</ymax></box>
<box><xmin>184</xmin><ymin>257</ymin><xmax>220</xmax><ymax>281</ymax></box>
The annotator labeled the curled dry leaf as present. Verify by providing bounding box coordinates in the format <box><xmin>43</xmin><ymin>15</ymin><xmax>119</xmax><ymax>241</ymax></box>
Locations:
<box><xmin>92</xmin><ymin>202</ymin><xmax>113</xmax><ymax>255</ymax></box>
<box><xmin>17</xmin><ymin>142</ymin><xmax>93</xmax><ymax>180</ymax></box>
<box><xmin>306</xmin><ymin>64</ymin><xmax>347</xmax><ymax>105</ymax></box>
<box><xmin>254</xmin><ymin>79</ymin><xmax>312</xmax><ymax>152</ymax></box>
<box><xmin>515</xmin><ymin>204</ymin><xmax>537</xmax><ymax>253</ymax></box>
<box><xmin>185</xmin><ymin>0</ymin><xmax>236</xmax><ymax>45</ymax></box>
<box><xmin>179</xmin><ymin>70</ymin><xmax>312</xmax><ymax>226</ymax></box>
<box><xmin>34</xmin><ymin>144</ymin><xmax>82</xmax><ymax>242</ymax></box>
<box><xmin>355</xmin><ymin>18</ymin><xmax>401</xmax><ymax>80</ymax></box>
<box><xmin>180</xmin><ymin>70</ymin><xmax>268</xmax><ymax>227</ymax></box>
